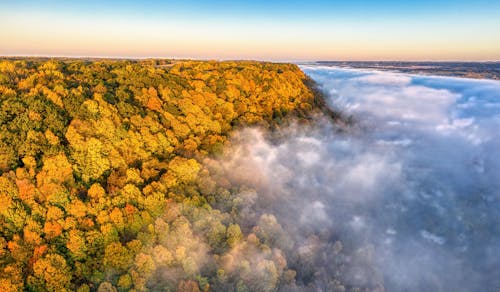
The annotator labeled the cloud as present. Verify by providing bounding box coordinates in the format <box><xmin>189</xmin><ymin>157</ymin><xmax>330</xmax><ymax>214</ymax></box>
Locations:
<box><xmin>208</xmin><ymin>66</ymin><xmax>500</xmax><ymax>291</ymax></box>
<box><xmin>353</xmin><ymin>73</ymin><xmax>412</xmax><ymax>86</ymax></box>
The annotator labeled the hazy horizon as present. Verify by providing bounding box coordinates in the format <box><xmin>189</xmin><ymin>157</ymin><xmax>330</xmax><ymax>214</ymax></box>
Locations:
<box><xmin>1</xmin><ymin>55</ymin><xmax>499</xmax><ymax>63</ymax></box>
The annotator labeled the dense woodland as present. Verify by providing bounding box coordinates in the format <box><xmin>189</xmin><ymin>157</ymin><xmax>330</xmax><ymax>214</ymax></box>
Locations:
<box><xmin>0</xmin><ymin>58</ymin><xmax>354</xmax><ymax>291</ymax></box>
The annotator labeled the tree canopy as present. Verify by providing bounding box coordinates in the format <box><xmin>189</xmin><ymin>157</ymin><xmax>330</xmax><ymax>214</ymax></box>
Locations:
<box><xmin>0</xmin><ymin>58</ymin><xmax>333</xmax><ymax>291</ymax></box>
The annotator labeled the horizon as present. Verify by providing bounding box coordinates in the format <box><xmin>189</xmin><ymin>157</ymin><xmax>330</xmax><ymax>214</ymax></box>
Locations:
<box><xmin>1</xmin><ymin>55</ymin><xmax>499</xmax><ymax>63</ymax></box>
<box><xmin>1</xmin><ymin>0</ymin><xmax>500</xmax><ymax>61</ymax></box>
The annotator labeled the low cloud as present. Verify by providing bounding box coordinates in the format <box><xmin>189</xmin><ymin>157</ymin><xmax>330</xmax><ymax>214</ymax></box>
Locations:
<box><xmin>206</xmin><ymin>67</ymin><xmax>500</xmax><ymax>291</ymax></box>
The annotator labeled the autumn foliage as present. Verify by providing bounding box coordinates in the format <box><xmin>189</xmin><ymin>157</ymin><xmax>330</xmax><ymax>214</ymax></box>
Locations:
<box><xmin>0</xmin><ymin>58</ymin><xmax>321</xmax><ymax>291</ymax></box>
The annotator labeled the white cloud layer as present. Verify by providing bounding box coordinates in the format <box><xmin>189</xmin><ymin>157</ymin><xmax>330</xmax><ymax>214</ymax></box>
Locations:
<box><xmin>215</xmin><ymin>67</ymin><xmax>500</xmax><ymax>291</ymax></box>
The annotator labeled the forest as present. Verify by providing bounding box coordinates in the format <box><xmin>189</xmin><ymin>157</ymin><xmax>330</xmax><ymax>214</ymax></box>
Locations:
<box><xmin>0</xmin><ymin>58</ymin><xmax>358</xmax><ymax>291</ymax></box>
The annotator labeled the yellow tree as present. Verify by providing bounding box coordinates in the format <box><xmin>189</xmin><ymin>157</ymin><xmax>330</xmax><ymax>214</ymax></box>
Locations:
<box><xmin>30</xmin><ymin>253</ymin><xmax>72</xmax><ymax>291</ymax></box>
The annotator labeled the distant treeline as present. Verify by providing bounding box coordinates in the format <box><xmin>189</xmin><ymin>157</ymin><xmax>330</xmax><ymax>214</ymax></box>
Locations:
<box><xmin>316</xmin><ymin>61</ymin><xmax>500</xmax><ymax>80</ymax></box>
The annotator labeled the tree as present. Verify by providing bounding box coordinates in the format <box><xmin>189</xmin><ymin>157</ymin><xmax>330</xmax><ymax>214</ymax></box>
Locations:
<box><xmin>97</xmin><ymin>282</ymin><xmax>117</xmax><ymax>292</ymax></box>
<box><xmin>167</xmin><ymin>157</ymin><xmax>201</xmax><ymax>184</ymax></box>
<box><xmin>66</xmin><ymin>229</ymin><xmax>87</xmax><ymax>260</ymax></box>
<box><xmin>30</xmin><ymin>253</ymin><xmax>71</xmax><ymax>291</ymax></box>
<box><xmin>70</xmin><ymin>137</ymin><xmax>111</xmax><ymax>182</ymax></box>
<box><xmin>103</xmin><ymin>242</ymin><xmax>133</xmax><ymax>273</ymax></box>
<box><xmin>226</xmin><ymin>224</ymin><xmax>243</xmax><ymax>248</ymax></box>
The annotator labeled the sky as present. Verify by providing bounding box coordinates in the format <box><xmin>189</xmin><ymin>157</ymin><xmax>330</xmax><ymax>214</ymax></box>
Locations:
<box><xmin>1</xmin><ymin>0</ymin><xmax>500</xmax><ymax>61</ymax></box>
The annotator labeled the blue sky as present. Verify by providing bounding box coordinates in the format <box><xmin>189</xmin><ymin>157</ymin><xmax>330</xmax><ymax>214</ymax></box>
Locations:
<box><xmin>1</xmin><ymin>0</ymin><xmax>499</xmax><ymax>60</ymax></box>
<box><xmin>4</xmin><ymin>0</ymin><xmax>500</xmax><ymax>22</ymax></box>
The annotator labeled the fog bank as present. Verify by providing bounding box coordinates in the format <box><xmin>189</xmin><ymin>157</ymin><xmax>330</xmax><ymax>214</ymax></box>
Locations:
<box><xmin>213</xmin><ymin>67</ymin><xmax>500</xmax><ymax>291</ymax></box>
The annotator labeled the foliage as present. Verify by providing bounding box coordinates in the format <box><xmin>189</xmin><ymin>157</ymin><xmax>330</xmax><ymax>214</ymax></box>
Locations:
<box><xmin>0</xmin><ymin>58</ymin><xmax>322</xmax><ymax>291</ymax></box>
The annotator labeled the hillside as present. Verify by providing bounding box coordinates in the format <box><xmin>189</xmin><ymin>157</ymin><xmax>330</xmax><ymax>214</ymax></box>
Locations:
<box><xmin>0</xmin><ymin>59</ymin><xmax>332</xmax><ymax>291</ymax></box>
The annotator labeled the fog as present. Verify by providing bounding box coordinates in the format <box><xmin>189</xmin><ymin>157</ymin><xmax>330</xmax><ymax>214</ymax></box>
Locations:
<box><xmin>214</xmin><ymin>67</ymin><xmax>500</xmax><ymax>291</ymax></box>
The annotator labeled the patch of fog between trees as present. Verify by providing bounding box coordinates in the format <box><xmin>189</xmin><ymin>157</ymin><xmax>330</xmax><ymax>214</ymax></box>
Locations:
<box><xmin>205</xmin><ymin>68</ymin><xmax>500</xmax><ymax>291</ymax></box>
